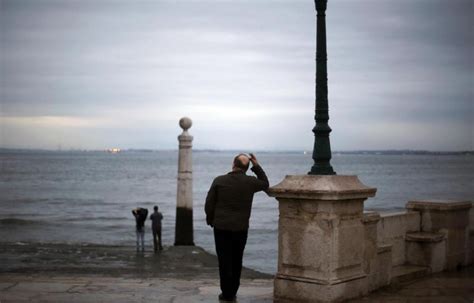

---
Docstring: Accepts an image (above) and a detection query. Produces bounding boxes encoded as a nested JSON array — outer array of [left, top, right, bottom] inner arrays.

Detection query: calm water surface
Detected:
[[0, 151, 473, 273]]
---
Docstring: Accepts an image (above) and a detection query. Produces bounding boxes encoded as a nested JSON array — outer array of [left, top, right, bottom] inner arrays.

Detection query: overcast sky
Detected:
[[1, 0, 472, 151]]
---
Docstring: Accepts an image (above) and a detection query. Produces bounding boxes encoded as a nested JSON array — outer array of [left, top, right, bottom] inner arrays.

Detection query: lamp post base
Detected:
[[268, 175, 376, 302], [308, 164, 336, 175]]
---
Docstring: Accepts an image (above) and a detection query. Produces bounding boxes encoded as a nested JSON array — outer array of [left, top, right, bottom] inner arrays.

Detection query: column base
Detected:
[[174, 207, 194, 246]]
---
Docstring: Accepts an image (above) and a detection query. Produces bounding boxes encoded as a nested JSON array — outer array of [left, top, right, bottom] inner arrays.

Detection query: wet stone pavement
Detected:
[[0, 242, 473, 302], [350, 265, 474, 303], [1, 267, 473, 302], [0, 275, 273, 303]]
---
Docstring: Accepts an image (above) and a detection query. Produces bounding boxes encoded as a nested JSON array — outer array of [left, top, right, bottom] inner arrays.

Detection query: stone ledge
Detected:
[[406, 200, 472, 211], [379, 210, 418, 218], [362, 211, 381, 224], [406, 232, 445, 243], [268, 175, 377, 200]]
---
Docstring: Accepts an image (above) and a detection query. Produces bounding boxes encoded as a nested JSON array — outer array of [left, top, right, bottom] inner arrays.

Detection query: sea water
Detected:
[[0, 150, 473, 273]]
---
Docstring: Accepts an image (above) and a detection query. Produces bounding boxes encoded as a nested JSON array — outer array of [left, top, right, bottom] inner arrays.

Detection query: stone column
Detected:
[[268, 175, 376, 302], [174, 117, 194, 246]]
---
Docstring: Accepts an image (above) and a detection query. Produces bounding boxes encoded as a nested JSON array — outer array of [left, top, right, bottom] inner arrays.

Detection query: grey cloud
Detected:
[[1, 0, 472, 150]]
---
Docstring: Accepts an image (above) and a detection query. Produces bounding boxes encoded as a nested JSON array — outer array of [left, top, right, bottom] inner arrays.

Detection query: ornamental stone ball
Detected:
[[179, 117, 192, 131]]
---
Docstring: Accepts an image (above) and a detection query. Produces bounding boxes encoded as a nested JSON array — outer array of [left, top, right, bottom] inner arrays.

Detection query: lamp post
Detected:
[[268, 2, 377, 301], [309, 0, 336, 175]]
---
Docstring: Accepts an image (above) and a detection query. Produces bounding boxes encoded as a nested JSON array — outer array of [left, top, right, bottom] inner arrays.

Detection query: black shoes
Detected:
[[218, 293, 236, 302]]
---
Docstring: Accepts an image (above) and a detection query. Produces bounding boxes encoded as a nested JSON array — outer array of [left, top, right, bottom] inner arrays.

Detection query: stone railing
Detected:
[[374, 211, 420, 267], [269, 174, 472, 302], [405, 200, 472, 271], [363, 200, 473, 294]]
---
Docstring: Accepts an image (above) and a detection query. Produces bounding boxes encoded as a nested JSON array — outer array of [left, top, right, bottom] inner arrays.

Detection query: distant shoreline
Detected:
[[0, 148, 472, 156]]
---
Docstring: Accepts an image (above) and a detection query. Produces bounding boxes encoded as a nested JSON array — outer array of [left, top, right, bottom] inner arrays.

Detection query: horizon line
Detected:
[[0, 147, 472, 154]]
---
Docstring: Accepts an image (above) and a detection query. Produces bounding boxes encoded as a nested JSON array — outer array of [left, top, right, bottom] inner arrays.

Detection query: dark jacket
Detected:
[[132, 208, 148, 232], [150, 211, 163, 231], [205, 165, 269, 231]]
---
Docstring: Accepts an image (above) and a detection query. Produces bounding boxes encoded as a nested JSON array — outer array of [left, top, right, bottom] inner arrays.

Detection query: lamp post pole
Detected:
[[268, 2, 378, 301], [309, 0, 336, 175]]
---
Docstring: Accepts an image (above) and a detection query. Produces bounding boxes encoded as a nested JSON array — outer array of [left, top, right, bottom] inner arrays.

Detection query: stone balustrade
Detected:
[[269, 174, 472, 303], [376, 211, 420, 267], [406, 200, 472, 270]]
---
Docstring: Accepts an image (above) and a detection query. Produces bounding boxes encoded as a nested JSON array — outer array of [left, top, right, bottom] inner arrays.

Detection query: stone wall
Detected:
[[362, 200, 473, 293], [373, 201, 473, 272], [269, 172, 472, 303], [376, 211, 420, 266], [362, 212, 392, 292], [406, 200, 472, 270]]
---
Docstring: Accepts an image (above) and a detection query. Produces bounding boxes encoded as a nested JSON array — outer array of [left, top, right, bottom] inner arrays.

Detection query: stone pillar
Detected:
[[174, 117, 194, 246], [268, 175, 376, 303], [406, 200, 472, 270], [405, 231, 446, 272]]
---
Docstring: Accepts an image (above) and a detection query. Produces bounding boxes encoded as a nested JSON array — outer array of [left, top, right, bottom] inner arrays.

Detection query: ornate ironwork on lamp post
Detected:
[[309, 0, 336, 175]]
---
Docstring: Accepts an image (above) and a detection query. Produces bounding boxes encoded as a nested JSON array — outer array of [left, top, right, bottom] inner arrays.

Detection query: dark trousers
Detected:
[[213, 228, 248, 299], [152, 228, 162, 251]]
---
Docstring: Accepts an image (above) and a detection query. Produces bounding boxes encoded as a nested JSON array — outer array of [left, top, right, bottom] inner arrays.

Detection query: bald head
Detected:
[[233, 154, 250, 172]]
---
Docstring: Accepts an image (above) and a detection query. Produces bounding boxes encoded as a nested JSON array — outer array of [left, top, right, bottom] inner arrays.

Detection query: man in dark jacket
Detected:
[[205, 153, 269, 302], [150, 205, 164, 252]]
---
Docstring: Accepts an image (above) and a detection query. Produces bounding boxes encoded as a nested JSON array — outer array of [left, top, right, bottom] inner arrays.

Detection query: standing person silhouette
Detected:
[[150, 205, 164, 252], [132, 207, 148, 252], [205, 153, 269, 302]]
